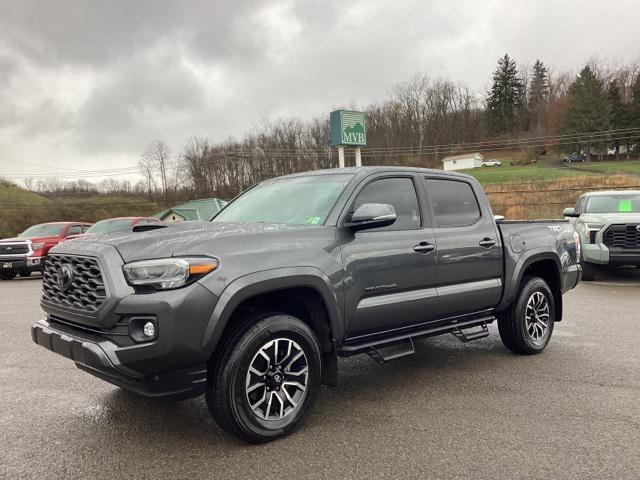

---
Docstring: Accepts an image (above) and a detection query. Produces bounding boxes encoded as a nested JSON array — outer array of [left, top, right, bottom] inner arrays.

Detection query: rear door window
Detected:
[[425, 179, 481, 228]]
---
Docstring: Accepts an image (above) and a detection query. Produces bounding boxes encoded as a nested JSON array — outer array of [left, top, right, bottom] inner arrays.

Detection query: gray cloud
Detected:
[[0, 0, 638, 179]]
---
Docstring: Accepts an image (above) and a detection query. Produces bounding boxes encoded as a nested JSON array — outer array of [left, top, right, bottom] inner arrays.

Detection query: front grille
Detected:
[[603, 224, 640, 250], [42, 255, 107, 313], [0, 242, 29, 255]]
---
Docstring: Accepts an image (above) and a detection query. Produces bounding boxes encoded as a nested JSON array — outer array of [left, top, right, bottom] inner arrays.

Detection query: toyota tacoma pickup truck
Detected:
[[31, 167, 581, 443], [0, 222, 92, 280], [564, 190, 640, 280]]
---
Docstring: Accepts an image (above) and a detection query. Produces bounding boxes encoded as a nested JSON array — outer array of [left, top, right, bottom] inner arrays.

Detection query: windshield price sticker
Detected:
[[618, 199, 633, 212]]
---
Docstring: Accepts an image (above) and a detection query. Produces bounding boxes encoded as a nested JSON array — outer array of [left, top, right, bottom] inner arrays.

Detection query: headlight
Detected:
[[584, 223, 603, 231], [584, 223, 604, 244], [32, 242, 46, 250], [122, 257, 218, 290]]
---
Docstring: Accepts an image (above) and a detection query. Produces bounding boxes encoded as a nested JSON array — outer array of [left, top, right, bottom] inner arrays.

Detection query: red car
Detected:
[[0, 222, 92, 280], [64, 216, 161, 241]]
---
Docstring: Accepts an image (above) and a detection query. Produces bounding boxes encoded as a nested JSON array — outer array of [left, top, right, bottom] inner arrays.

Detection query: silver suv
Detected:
[[564, 190, 640, 280]]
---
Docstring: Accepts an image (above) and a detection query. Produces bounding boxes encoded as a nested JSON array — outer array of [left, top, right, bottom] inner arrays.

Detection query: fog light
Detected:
[[143, 322, 156, 338]]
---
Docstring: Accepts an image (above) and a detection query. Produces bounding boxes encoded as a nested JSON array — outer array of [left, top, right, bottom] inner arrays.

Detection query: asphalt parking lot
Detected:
[[2, 270, 640, 480]]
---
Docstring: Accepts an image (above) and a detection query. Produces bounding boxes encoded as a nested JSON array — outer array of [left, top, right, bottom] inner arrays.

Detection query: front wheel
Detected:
[[581, 260, 596, 281], [206, 312, 322, 443], [498, 277, 555, 355], [0, 269, 17, 280]]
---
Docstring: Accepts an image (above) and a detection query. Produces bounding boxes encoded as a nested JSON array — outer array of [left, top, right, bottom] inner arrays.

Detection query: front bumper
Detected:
[[1, 256, 44, 272], [582, 244, 640, 266], [582, 243, 609, 264], [608, 249, 640, 265], [31, 319, 207, 400]]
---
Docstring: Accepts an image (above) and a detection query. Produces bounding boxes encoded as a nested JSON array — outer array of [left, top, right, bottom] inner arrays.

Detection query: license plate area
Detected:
[[2, 262, 13, 269]]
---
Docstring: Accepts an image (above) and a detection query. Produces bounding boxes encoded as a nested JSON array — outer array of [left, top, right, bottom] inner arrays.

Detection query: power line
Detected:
[[1, 159, 132, 173], [0, 200, 157, 207], [486, 184, 640, 195], [2, 126, 638, 179], [179, 126, 640, 155]]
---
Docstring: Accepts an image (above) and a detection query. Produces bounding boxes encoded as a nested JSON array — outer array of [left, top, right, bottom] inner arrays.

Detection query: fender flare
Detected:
[[201, 267, 343, 353], [498, 249, 563, 313]]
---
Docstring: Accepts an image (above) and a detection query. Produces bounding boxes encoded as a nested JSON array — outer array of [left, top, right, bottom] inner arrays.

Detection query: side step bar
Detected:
[[451, 322, 489, 342], [367, 338, 415, 364], [338, 316, 495, 361]]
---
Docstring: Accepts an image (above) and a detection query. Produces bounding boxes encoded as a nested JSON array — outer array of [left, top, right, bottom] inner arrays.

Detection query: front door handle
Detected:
[[479, 238, 496, 248], [414, 242, 435, 254]]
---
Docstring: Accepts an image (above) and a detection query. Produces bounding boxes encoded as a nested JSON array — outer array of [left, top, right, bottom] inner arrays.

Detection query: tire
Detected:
[[18, 269, 32, 278], [498, 277, 555, 355], [581, 260, 596, 281], [206, 312, 322, 443], [0, 269, 17, 280]]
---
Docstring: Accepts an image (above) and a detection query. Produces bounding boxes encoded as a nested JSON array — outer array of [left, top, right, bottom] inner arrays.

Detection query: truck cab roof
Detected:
[[277, 166, 476, 182]]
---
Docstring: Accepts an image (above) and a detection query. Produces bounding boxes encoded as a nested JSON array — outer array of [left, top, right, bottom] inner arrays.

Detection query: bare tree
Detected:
[[141, 140, 171, 202]]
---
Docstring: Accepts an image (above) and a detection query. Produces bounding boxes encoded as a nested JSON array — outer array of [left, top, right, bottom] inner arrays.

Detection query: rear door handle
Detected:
[[414, 242, 435, 254], [479, 238, 496, 248]]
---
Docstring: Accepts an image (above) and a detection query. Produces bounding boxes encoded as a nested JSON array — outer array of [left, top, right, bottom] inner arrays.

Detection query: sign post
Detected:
[[330, 110, 366, 168]]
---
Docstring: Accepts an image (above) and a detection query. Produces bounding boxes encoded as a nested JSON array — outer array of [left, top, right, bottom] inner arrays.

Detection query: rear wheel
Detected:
[[0, 269, 17, 280], [498, 277, 555, 355], [206, 312, 322, 443], [18, 269, 32, 278]]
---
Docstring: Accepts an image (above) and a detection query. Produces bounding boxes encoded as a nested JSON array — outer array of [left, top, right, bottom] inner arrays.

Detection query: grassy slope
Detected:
[[439, 151, 640, 218], [464, 159, 640, 185]]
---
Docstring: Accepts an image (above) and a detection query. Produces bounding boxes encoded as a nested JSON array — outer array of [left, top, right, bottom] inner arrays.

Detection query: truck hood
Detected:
[[580, 213, 640, 224], [0, 235, 59, 243], [57, 221, 328, 263]]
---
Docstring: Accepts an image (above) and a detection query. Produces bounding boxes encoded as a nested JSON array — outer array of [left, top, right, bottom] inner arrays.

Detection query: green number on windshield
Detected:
[[618, 200, 633, 212]]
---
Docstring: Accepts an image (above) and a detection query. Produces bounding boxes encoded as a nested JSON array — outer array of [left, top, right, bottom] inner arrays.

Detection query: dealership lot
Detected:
[[2, 271, 640, 479]]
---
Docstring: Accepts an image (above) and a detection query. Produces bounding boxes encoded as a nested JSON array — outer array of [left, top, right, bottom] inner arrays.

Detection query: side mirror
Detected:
[[563, 207, 580, 218], [346, 203, 397, 231]]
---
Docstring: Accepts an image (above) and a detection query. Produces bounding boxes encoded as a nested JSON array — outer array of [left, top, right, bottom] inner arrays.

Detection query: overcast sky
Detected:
[[1, 0, 638, 182]]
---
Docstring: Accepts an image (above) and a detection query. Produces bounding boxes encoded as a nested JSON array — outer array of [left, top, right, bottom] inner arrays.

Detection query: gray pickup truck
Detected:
[[32, 167, 581, 443]]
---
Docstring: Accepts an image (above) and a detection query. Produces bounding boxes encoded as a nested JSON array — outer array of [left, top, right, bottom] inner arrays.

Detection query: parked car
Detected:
[[564, 190, 640, 280], [64, 217, 161, 241], [563, 153, 587, 164], [32, 167, 581, 443], [481, 160, 502, 167], [0, 222, 92, 280]]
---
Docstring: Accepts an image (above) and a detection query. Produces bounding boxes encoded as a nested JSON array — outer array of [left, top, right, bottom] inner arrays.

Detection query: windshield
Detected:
[[20, 224, 65, 238], [85, 218, 135, 234], [212, 174, 353, 225], [585, 194, 640, 214]]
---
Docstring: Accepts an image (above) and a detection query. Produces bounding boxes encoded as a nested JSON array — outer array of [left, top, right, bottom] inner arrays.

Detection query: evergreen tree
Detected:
[[528, 60, 549, 109], [563, 65, 611, 160], [629, 74, 640, 158], [528, 59, 549, 132], [487, 54, 524, 136], [607, 80, 624, 158]]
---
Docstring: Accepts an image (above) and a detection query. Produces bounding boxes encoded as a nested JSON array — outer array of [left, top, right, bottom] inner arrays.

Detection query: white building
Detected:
[[442, 152, 484, 171]]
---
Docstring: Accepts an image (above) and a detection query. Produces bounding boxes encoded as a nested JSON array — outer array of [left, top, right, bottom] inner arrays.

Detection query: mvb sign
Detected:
[[330, 110, 366, 147]]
